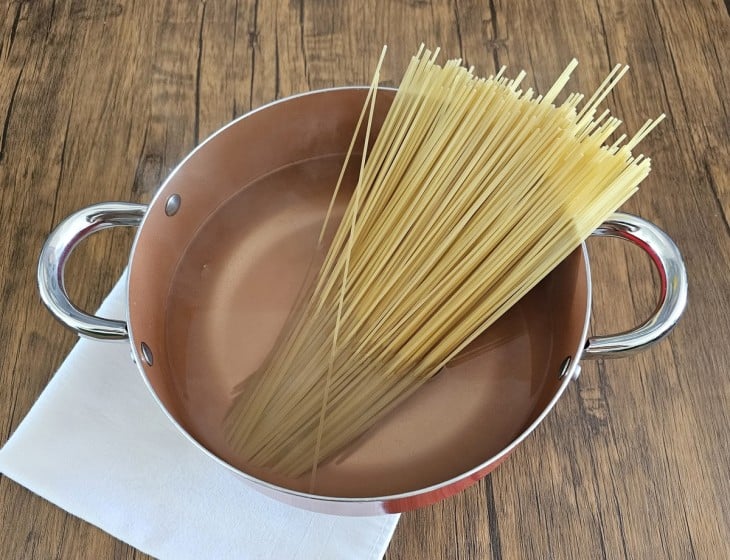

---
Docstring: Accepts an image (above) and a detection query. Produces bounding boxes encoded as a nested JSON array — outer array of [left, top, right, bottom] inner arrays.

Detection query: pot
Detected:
[[37, 87, 687, 515]]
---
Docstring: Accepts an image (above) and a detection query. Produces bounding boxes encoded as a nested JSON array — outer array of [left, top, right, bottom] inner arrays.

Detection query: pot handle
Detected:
[[37, 202, 147, 340], [582, 212, 687, 359]]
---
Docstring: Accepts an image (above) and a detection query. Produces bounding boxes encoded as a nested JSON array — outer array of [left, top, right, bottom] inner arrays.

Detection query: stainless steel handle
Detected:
[[583, 212, 688, 359], [37, 202, 147, 340]]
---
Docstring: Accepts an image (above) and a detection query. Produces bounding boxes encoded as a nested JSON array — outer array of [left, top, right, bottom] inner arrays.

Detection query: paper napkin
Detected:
[[0, 276, 399, 559]]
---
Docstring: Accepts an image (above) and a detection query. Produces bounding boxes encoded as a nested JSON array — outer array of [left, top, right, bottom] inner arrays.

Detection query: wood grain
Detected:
[[1, 0, 727, 558]]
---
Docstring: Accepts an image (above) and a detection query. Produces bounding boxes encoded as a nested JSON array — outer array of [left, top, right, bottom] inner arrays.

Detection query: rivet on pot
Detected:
[[165, 194, 181, 216], [557, 356, 572, 379], [141, 342, 154, 366]]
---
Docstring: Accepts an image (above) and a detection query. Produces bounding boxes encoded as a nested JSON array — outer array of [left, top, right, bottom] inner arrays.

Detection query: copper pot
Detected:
[[37, 88, 687, 515]]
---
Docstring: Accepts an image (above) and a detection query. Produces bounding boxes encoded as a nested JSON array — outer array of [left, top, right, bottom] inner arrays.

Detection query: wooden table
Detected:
[[1, 1, 727, 558]]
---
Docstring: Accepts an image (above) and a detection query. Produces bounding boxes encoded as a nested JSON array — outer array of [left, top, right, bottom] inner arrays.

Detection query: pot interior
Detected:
[[128, 89, 588, 498]]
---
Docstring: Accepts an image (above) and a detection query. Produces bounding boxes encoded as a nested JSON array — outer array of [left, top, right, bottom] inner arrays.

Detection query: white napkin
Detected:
[[0, 276, 399, 559]]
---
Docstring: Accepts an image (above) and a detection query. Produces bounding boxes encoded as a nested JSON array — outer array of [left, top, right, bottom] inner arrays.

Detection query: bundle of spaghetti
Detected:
[[224, 45, 664, 479]]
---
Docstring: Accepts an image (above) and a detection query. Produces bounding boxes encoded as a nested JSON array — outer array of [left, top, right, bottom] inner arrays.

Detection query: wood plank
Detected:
[[0, 1, 727, 558]]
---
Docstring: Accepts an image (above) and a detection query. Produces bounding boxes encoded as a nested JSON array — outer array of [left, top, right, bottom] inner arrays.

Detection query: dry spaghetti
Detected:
[[224, 45, 664, 481]]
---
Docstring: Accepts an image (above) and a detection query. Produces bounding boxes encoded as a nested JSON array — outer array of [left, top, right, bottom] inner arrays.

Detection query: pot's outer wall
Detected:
[[126, 89, 589, 514]]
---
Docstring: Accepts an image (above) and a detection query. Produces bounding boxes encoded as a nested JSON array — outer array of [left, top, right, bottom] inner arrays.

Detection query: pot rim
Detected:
[[125, 86, 592, 505]]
